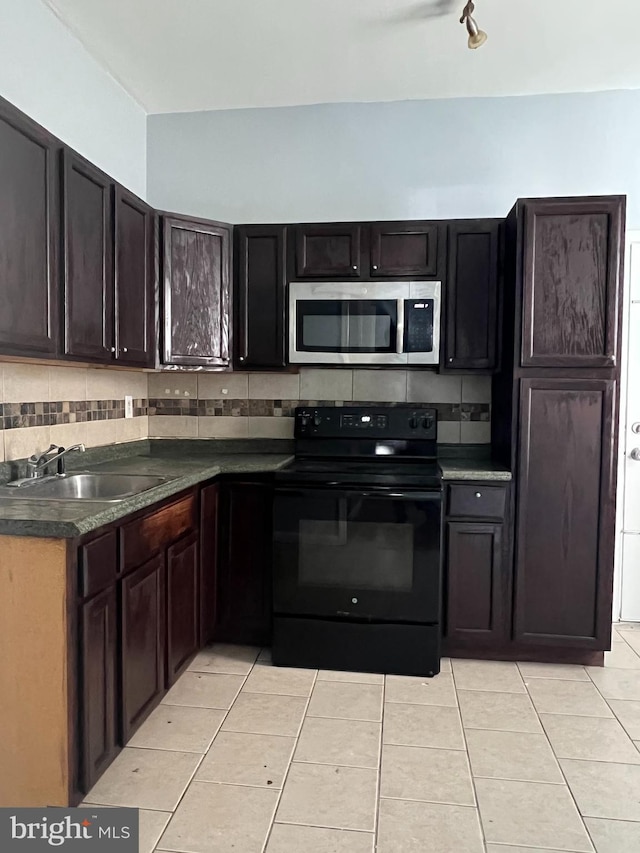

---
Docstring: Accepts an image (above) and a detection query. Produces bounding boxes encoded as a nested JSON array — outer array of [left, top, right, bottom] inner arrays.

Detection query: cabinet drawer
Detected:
[[448, 485, 507, 520], [120, 494, 196, 572], [79, 530, 118, 598]]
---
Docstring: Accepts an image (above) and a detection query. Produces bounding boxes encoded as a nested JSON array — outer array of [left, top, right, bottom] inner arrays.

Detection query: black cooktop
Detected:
[[276, 456, 441, 489]]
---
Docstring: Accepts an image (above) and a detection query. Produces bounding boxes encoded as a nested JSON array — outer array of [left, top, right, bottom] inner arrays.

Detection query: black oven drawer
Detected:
[[273, 616, 441, 677], [273, 486, 442, 625]]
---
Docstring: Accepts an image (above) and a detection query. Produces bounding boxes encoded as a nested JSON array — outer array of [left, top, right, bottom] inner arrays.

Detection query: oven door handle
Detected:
[[355, 490, 441, 501], [275, 486, 441, 501]]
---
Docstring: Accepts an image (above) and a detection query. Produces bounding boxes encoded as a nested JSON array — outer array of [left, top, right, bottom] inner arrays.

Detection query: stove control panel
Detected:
[[295, 406, 437, 440]]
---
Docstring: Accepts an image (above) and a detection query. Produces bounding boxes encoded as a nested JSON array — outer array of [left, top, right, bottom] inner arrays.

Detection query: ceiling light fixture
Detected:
[[460, 1, 487, 49]]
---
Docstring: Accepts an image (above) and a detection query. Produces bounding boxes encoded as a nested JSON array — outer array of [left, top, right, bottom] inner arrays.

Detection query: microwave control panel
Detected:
[[404, 299, 434, 353], [295, 406, 437, 440]]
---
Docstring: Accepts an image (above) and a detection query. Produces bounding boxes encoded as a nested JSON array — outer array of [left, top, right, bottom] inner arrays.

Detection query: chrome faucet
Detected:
[[26, 443, 86, 478]]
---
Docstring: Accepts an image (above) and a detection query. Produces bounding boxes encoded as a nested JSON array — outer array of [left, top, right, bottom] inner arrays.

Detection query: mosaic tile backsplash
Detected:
[[0, 363, 149, 463], [0, 364, 492, 462], [147, 370, 492, 444]]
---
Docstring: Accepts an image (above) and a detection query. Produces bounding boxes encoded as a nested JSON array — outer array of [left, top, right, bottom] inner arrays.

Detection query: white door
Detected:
[[620, 235, 640, 620]]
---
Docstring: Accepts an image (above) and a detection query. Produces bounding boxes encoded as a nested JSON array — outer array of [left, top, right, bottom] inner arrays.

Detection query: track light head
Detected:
[[460, 1, 488, 49]]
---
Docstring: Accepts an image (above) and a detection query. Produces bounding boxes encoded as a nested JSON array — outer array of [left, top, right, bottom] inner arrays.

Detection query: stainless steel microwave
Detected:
[[288, 281, 441, 366]]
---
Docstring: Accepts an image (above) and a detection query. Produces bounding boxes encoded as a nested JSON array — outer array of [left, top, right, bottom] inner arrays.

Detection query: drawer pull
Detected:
[[475, 492, 482, 498]]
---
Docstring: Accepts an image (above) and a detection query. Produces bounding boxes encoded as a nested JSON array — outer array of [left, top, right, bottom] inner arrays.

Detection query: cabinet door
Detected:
[[79, 586, 118, 792], [120, 554, 165, 740], [445, 522, 505, 646], [167, 532, 200, 685], [0, 98, 59, 357], [515, 379, 616, 647], [445, 220, 501, 370], [162, 216, 230, 366], [234, 225, 287, 369], [295, 224, 362, 278], [114, 186, 155, 366], [216, 481, 273, 645], [62, 151, 114, 361], [370, 222, 440, 277], [200, 483, 219, 646], [521, 197, 625, 368]]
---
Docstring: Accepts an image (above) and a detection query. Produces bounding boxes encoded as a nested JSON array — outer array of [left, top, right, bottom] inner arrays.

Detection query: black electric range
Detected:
[[272, 406, 443, 677]]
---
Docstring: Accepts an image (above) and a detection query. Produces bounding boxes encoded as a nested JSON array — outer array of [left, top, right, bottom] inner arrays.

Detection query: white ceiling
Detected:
[[43, 0, 640, 114]]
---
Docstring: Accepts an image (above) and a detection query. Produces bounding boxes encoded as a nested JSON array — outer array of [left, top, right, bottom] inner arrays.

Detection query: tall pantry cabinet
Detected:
[[494, 196, 625, 654]]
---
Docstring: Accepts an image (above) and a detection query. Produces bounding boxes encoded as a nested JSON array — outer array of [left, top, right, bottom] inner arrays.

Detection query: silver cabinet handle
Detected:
[[631, 448, 640, 461], [239, 356, 245, 362], [372, 265, 378, 270], [475, 492, 482, 498], [110, 346, 115, 353], [396, 298, 405, 354], [352, 265, 358, 270], [123, 347, 128, 353], [632, 423, 640, 434]]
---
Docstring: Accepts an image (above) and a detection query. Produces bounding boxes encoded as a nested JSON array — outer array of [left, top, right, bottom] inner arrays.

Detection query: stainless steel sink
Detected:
[[2, 473, 169, 502]]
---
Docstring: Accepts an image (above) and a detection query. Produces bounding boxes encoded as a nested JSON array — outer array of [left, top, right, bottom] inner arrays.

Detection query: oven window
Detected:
[[297, 300, 397, 353], [299, 519, 413, 591]]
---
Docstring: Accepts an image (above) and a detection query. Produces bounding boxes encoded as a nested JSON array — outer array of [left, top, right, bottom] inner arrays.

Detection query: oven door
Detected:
[[273, 486, 442, 624]]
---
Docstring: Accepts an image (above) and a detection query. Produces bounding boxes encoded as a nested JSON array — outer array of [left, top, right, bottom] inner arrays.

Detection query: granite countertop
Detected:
[[438, 459, 512, 482], [0, 438, 513, 538], [0, 440, 293, 539]]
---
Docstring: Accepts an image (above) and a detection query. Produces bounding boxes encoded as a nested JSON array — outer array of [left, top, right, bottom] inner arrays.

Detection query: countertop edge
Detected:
[[0, 454, 294, 539]]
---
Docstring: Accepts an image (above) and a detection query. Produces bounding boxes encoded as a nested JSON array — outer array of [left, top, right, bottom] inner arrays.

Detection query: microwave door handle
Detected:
[[396, 299, 405, 354]]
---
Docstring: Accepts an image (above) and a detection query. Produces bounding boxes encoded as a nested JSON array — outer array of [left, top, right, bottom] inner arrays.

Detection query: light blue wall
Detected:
[[147, 90, 640, 226], [0, 0, 147, 197]]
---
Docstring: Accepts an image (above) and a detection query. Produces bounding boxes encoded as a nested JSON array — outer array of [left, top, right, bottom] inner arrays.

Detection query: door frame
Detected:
[[614, 230, 640, 621]]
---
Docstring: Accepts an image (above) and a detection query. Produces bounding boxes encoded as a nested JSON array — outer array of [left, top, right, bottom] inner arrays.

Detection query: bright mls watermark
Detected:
[[0, 809, 138, 851]]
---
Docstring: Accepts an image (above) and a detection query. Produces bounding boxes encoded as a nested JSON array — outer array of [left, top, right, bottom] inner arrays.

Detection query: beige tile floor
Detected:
[[82, 623, 640, 853]]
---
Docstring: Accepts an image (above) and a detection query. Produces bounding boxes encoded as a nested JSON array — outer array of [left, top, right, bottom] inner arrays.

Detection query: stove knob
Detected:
[[314, 414, 322, 427], [409, 416, 419, 429], [300, 414, 310, 428], [422, 416, 433, 430]]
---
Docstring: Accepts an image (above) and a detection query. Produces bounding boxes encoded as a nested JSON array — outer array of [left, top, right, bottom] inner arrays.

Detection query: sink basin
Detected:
[[3, 473, 169, 502]]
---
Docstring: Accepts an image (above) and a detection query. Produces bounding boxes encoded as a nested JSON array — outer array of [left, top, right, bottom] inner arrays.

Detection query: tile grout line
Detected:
[[259, 665, 319, 853], [153, 660, 256, 847], [522, 666, 598, 853], [450, 663, 488, 853], [373, 675, 386, 850]]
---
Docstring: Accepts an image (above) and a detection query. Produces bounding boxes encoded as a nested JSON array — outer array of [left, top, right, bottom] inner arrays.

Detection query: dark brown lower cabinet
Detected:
[[445, 522, 505, 647], [167, 532, 200, 685], [200, 483, 219, 646], [79, 586, 118, 792], [216, 480, 273, 645], [514, 378, 616, 648], [120, 554, 166, 741]]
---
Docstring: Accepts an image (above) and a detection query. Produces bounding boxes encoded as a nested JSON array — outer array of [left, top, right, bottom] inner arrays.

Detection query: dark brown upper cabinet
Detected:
[[0, 96, 60, 358], [444, 220, 501, 371], [234, 225, 287, 369], [62, 151, 114, 362], [64, 156, 156, 367], [162, 215, 231, 367], [520, 196, 625, 368], [514, 378, 615, 648], [114, 187, 155, 367], [370, 222, 441, 277], [295, 223, 362, 278]]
